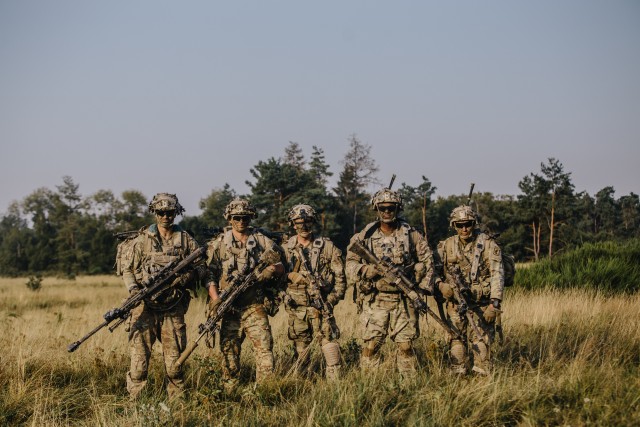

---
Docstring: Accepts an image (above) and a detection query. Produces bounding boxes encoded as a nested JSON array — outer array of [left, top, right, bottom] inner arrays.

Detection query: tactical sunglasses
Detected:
[[454, 221, 475, 229], [377, 205, 397, 213], [156, 210, 175, 217], [293, 220, 313, 228], [231, 215, 251, 222]]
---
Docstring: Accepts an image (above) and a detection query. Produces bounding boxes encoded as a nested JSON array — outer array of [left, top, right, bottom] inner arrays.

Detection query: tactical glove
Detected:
[[171, 270, 195, 288], [361, 265, 382, 280], [127, 283, 142, 295], [287, 272, 309, 287], [438, 281, 454, 300], [258, 265, 276, 282], [206, 298, 222, 318], [483, 301, 501, 323]]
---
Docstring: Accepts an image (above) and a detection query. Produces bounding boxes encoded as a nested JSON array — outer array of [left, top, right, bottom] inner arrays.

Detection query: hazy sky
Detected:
[[1, 1, 639, 217]]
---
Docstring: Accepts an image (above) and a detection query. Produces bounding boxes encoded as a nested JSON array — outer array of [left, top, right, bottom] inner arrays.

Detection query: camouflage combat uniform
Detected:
[[436, 206, 504, 375], [283, 233, 346, 379], [206, 226, 285, 389], [122, 222, 206, 399], [346, 187, 436, 378]]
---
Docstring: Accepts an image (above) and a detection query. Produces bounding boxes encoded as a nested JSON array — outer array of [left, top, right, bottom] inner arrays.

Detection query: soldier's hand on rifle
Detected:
[[171, 270, 196, 288], [483, 299, 501, 323], [127, 283, 142, 295], [287, 272, 309, 287], [438, 281, 454, 300], [258, 263, 284, 282], [206, 297, 221, 318], [360, 264, 382, 280]]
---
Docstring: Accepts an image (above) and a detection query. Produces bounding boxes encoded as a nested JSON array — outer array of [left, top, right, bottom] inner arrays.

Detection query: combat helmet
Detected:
[[370, 188, 403, 211], [223, 198, 257, 220], [288, 204, 317, 223], [148, 193, 185, 215], [449, 205, 477, 227]]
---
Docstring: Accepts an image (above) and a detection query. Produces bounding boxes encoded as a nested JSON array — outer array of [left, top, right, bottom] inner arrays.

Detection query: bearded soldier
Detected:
[[282, 204, 346, 380], [121, 193, 207, 400], [205, 198, 285, 392], [346, 187, 435, 378], [435, 205, 504, 375]]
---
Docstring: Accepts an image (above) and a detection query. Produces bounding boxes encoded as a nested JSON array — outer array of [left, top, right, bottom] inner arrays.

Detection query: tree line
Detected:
[[1, 136, 638, 277]]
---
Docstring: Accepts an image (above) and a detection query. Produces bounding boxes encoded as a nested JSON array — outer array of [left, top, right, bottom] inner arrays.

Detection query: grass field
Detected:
[[1, 275, 639, 426]]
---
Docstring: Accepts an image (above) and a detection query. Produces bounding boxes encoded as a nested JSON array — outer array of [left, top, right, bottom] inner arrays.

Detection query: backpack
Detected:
[[114, 228, 145, 276], [502, 252, 516, 287]]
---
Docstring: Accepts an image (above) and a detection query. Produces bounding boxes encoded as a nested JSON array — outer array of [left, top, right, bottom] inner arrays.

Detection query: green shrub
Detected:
[[516, 239, 640, 292]]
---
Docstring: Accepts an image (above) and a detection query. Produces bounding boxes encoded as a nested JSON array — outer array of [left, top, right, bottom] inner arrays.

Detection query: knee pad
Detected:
[[450, 340, 467, 365], [322, 342, 342, 367]]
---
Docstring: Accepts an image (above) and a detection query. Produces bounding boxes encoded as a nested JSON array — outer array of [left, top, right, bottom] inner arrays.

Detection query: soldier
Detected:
[[435, 205, 504, 375], [282, 204, 346, 380], [205, 198, 285, 392], [121, 193, 207, 400], [346, 187, 435, 378]]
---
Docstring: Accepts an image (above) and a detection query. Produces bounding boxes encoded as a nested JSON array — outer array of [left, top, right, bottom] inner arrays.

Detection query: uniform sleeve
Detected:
[[259, 236, 287, 292], [327, 243, 347, 301], [412, 230, 436, 288], [345, 233, 366, 286], [121, 237, 143, 291], [184, 233, 208, 281], [484, 238, 504, 300]]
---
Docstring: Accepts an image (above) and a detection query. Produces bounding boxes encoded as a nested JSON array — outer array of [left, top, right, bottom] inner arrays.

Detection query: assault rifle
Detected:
[[445, 265, 489, 346], [296, 247, 339, 339], [348, 241, 461, 340], [175, 248, 281, 367], [68, 246, 206, 353]]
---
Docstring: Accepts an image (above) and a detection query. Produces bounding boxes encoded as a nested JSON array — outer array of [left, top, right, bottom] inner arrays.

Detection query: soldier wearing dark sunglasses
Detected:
[[346, 186, 436, 379], [121, 193, 207, 401], [435, 205, 505, 376], [205, 198, 285, 393]]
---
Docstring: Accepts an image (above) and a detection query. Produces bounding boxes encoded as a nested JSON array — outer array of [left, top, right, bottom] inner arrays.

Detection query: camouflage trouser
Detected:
[[127, 298, 188, 399], [219, 303, 274, 387], [446, 300, 495, 375], [285, 305, 342, 379], [359, 292, 418, 376]]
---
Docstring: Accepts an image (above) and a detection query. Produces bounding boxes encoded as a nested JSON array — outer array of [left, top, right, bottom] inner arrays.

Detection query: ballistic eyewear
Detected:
[[454, 221, 475, 229], [377, 205, 397, 213]]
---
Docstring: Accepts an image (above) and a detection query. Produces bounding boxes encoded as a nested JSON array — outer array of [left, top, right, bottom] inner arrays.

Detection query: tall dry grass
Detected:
[[1, 276, 639, 426]]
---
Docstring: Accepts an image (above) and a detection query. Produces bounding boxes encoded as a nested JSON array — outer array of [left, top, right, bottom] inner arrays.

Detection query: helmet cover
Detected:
[[223, 198, 257, 220], [148, 193, 185, 215], [288, 204, 317, 223], [371, 188, 403, 211], [449, 205, 477, 227]]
